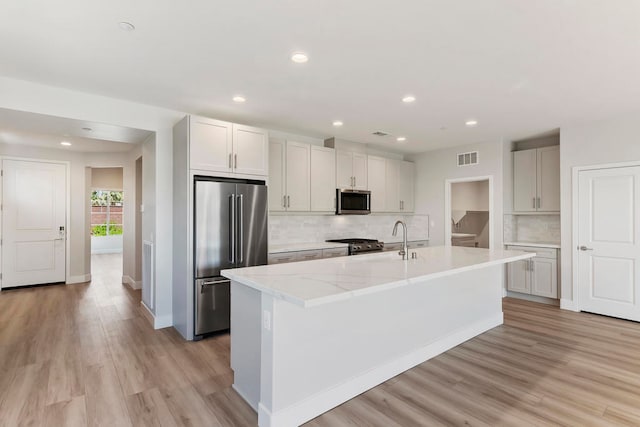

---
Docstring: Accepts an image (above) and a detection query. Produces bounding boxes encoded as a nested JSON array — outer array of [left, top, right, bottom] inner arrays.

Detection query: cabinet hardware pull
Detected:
[[234, 154, 238, 169], [533, 197, 536, 209], [229, 154, 232, 169], [283, 195, 287, 208]]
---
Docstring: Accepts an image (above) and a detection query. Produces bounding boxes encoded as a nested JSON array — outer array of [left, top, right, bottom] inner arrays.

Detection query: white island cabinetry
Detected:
[[223, 246, 533, 426]]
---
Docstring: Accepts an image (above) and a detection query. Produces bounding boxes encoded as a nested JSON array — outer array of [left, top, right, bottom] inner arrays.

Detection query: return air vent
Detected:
[[372, 131, 389, 137], [457, 151, 479, 167]]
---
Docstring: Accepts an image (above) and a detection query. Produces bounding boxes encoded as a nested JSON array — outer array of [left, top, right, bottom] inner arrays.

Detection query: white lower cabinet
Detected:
[[506, 245, 558, 298]]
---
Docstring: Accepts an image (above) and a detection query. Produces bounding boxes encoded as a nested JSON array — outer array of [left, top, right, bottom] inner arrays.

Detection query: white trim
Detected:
[[67, 274, 91, 284], [153, 314, 172, 329], [506, 291, 559, 306], [444, 175, 494, 249], [140, 300, 154, 326], [122, 275, 142, 290], [91, 248, 123, 254], [257, 313, 503, 427], [570, 160, 640, 313]]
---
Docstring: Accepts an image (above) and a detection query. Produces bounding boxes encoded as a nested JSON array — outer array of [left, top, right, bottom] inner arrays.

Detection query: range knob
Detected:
[[353, 245, 361, 250], [366, 244, 372, 248]]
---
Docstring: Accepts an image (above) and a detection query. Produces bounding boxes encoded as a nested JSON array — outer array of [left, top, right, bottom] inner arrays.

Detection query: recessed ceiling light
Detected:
[[396, 137, 407, 142], [402, 95, 416, 103], [60, 141, 72, 146], [291, 52, 309, 63], [332, 120, 343, 127], [81, 127, 93, 132], [232, 95, 246, 103], [465, 119, 478, 127], [118, 22, 135, 31]]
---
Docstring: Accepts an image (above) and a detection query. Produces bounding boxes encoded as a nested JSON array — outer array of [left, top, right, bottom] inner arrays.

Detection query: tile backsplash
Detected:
[[269, 214, 430, 245], [504, 214, 560, 244]]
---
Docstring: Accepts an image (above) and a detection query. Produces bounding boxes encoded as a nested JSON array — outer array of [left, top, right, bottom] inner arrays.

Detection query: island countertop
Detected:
[[222, 246, 534, 308]]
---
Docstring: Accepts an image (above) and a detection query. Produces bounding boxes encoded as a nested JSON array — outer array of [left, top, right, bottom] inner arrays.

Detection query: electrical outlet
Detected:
[[263, 310, 271, 330]]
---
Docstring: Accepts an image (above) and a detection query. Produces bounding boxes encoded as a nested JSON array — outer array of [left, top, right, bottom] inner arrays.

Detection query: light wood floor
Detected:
[[2, 257, 640, 426]]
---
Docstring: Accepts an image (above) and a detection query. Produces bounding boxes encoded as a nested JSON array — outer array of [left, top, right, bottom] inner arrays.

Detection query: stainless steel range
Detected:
[[326, 238, 384, 255]]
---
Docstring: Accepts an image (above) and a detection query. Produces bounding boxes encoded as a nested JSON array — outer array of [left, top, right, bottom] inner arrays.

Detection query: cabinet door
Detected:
[[537, 146, 560, 212], [399, 161, 415, 212], [531, 257, 558, 298], [268, 141, 286, 211], [507, 259, 531, 293], [310, 146, 336, 212], [384, 159, 400, 212], [352, 153, 368, 190], [336, 150, 354, 188], [513, 149, 538, 212], [367, 156, 387, 212], [232, 124, 268, 176], [189, 116, 233, 172], [285, 141, 310, 211]]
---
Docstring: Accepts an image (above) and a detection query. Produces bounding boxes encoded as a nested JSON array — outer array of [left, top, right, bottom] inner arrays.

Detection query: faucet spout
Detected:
[[392, 220, 408, 260]]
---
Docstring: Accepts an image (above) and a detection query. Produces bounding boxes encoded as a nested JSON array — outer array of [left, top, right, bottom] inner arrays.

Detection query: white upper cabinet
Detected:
[[384, 159, 400, 212], [233, 124, 269, 176], [285, 142, 311, 211], [268, 140, 310, 212], [336, 150, 367, 190], [367, 156, 387, 212], [268, 140, 286, 212], [536, 146, 560, 212], [189, 116, 233, 173], [189, 116, 268, 177], [399, 161, 415, 212], [513, 146, 559, 212], [310, 146, 336, 212]]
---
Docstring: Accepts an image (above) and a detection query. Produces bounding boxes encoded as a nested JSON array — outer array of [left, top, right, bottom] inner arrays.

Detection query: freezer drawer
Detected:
[[195, 278, 230, 335]]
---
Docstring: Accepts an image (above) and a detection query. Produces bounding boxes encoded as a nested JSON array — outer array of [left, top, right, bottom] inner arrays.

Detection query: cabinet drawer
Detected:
[[408, 240, 428, 249], [268, 253, 297, 264], [322, 248, 348, 258], [297, 250, 324, 261], [506, 245, 557, 259]]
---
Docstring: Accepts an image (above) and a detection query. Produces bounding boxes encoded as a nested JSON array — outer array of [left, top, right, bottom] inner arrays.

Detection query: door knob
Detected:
[[578, 246, 593, 251]]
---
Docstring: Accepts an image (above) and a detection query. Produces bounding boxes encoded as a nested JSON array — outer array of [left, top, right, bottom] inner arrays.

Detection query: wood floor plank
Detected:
[[44, 396, 87, 427]]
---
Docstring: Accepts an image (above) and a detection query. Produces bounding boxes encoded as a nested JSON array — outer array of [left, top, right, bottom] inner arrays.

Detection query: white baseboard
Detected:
[[154, 314, 172, 329], [560, 298, 579, 312], [66, 274, 91, 284], [506, 291, 559, 306], [258, 313, 503, 427], [91, 249, 123, 254], [140, 301, 154, 326], [122, 275, 142, 290]]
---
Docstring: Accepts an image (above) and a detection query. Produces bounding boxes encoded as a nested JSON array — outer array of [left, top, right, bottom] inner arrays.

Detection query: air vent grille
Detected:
[[457, 151, 479, 167], [372, 131, 389, 137]]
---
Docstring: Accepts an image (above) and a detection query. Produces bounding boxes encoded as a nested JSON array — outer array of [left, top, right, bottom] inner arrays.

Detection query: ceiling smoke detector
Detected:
[[372, 131, 389, 137]]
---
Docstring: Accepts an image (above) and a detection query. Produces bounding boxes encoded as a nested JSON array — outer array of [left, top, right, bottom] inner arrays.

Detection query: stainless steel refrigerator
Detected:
[[194, 177, 268, 336]]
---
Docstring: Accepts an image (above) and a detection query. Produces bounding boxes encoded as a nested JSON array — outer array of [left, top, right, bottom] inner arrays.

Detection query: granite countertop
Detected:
[[504, 242, 561, 249], [223, 246, 534, 308]]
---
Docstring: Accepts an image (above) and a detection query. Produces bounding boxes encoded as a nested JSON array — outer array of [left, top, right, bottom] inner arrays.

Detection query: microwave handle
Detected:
[[336, 189, 341, 214]]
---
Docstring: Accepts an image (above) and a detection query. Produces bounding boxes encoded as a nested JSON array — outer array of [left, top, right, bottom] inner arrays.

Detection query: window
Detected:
[[91, 190, 124, 235]]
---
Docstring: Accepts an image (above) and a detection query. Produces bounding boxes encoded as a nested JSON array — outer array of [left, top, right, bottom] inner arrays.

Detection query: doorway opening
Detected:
[[445, 177, 493, 249]]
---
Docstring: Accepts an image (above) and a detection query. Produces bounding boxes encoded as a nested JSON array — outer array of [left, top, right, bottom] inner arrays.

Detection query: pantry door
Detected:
[[1, 159, 67, 288], [577, 165, 640, 321]]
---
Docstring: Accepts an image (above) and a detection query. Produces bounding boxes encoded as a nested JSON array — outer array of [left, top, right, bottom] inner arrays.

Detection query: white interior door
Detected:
[[2, 159, 67, 288], [578, 166, 640, 321]]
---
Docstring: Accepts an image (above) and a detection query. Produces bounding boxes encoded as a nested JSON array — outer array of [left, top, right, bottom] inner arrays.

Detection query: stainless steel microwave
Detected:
[[336, 189, 371, 215]]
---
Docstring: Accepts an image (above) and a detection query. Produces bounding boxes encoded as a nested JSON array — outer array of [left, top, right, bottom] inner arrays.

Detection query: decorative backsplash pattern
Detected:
[[269, 214, 430, 245], [503, 214, 560, 244]]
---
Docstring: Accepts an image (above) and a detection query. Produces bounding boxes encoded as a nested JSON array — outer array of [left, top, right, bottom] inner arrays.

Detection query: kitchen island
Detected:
[[222, 246, 534, 427]]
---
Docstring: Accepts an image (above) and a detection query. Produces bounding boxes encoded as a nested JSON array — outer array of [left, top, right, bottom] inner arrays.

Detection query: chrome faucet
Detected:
[[392, 220, 408, 260]]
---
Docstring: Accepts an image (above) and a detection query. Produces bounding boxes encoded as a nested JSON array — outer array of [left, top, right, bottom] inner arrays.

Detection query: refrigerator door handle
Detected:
[[238, 194, 244, 263], [201, 279, 229, 293], [229, 194, 236, 264]]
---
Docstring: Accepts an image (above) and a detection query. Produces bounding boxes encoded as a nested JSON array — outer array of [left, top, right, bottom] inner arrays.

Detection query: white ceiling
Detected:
[[0, 108, 152, 152], [1, 1, 640, 153]]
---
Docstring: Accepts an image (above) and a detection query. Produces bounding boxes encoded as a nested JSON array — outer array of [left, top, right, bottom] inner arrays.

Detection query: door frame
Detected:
[[571, 160, 640, 312], [444, 175, 494, 249], [0, 156, 71, 289]]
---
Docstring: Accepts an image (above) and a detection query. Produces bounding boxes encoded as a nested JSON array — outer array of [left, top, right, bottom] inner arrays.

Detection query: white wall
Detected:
[[0, 76, 181, 328], [408, 140, 504, 248], [560, 112, 640, 306], [452, 180, 489, 212]]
